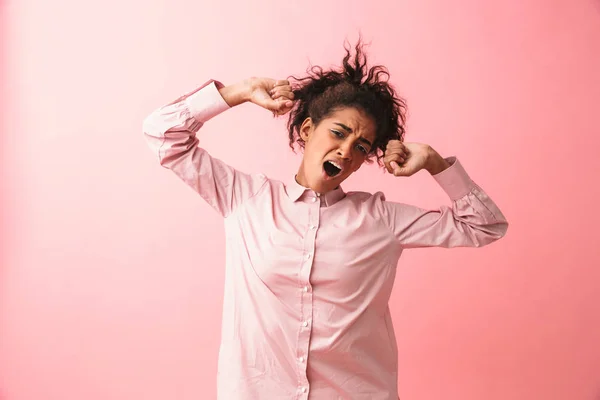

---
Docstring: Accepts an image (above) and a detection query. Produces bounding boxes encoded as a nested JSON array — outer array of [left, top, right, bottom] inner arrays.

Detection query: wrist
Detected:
[[218, 80, 252, 107], [425, 147, 450, 175]]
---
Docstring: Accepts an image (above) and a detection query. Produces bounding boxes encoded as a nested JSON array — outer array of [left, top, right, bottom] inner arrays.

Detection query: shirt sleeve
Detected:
[[142, 80, 267, 218], [380, 157, 508, 249]]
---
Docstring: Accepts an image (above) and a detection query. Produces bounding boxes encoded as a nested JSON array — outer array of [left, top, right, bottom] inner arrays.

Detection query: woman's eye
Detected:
[[357, 145, 368, 154], [331, 129, 344, 138]]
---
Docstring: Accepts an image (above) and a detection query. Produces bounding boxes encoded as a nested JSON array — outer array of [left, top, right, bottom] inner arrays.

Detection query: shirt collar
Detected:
[[286, 176, 346, 207]]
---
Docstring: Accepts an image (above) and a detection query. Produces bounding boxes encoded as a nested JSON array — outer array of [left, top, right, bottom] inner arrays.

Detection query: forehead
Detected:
[[324, 107, 376, 142]]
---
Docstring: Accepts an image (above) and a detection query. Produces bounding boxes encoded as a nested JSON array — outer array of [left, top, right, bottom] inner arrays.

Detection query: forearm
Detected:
[[218, 79, 253, 107], [389, 156, 508, 248]]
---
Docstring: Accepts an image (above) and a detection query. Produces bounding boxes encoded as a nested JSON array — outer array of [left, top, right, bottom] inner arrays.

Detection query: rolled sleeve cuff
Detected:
[[432, 157, 476, 201], [185, 80, 231, 123]]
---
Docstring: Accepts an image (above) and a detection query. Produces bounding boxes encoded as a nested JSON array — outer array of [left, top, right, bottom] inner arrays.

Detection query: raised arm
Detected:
[[379, 141, 508, 248], [142, 78, 294, 217]]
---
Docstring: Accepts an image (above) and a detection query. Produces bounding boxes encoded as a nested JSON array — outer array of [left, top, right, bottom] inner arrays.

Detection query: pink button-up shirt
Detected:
[[143, 80, 508, 399]]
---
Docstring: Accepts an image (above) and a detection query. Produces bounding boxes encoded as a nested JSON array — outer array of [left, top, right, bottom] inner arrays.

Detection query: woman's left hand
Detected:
[[384, 141, 450, 177]]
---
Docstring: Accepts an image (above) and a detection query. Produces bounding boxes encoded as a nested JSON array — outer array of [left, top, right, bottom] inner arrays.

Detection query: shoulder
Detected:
[[246, 173, 287, 197], [343, 190, 396, 233], [345, 190, 387, 203], [345, 190, 407, 219], [344, 190, 391, 216]]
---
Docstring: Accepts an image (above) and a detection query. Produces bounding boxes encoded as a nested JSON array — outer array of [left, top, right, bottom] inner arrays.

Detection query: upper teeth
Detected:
[[329, 161, 341, 170]]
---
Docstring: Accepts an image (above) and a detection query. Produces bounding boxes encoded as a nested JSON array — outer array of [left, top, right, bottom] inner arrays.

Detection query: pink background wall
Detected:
[[2, 0, 600, 399]]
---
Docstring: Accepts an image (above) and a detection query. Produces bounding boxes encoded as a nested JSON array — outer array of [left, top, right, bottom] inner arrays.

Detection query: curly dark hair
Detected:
[[286, 39, 407, 166]]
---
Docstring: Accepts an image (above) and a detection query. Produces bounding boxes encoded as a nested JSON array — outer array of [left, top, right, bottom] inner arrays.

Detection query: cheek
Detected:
[[354, 155, 369, 170], [303, 142, 323, 167], [345, 161, 362, 175], [307, 133, 330, 154]]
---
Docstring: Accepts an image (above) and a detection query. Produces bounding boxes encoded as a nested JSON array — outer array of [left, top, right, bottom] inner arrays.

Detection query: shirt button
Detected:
[[311, 197, 317, 202], [305, 253, 312, 260], [301, 387, 307, 393], [302, 320, 309, 327], [299, 356, 304, 362], [303, 286, 309, 292], [310, 225, 316, 230]]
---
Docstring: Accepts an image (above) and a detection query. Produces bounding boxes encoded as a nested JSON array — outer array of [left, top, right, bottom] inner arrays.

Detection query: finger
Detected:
[[384, 152, 405, 165], [272, 99, 294, 115], [273, 80, 290, 88], [265, 99, 286, 112], [384, 154, 404, 174], [386, 140, 402, 149], [388, 142, 405, 152], [386, 148, 407, 162], [270, 85, 293, 96], [384, 159, 392, 174], [383, 154, 396, 173], [390, 161, 404, 176], [271, 89, 295, 101], [386, 145, 405, 157], [384, 158, 400, 174], [278, 98, 293, 109]]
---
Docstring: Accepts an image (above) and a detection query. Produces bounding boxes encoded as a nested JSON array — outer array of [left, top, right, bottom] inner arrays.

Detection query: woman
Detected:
[[143, 42, 508, 399]]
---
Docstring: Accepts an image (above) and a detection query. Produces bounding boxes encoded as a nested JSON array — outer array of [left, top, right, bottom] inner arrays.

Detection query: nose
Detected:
[[336, 141, 353, 160]]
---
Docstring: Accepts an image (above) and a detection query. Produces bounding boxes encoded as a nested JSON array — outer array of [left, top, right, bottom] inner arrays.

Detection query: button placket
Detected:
[[296, 194, 320, 397]]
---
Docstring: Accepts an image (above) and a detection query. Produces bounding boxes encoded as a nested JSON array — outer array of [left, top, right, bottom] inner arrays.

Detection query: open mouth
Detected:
[[323, 160, 342, 177]]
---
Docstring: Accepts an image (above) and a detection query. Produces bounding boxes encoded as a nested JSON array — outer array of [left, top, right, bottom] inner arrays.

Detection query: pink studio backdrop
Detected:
[[2, 1, 600, 399]]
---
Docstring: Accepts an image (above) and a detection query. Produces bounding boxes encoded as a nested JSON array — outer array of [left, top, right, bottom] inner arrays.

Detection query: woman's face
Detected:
[[296, 107, 377, 194]]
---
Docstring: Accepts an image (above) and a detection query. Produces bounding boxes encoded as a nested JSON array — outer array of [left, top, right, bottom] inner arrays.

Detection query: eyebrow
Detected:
[[334, 122, 373, 148]]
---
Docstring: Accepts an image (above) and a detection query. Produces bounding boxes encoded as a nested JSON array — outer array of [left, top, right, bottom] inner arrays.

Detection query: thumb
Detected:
[[262, 97, 286, 111], [258, 97, 277, 111], [390, 161, 405, 177], [270, 99, 294, 114]]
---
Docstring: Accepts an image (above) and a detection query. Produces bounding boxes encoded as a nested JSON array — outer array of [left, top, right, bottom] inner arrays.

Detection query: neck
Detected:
[[295, 163, 308, 188], [294, 174, 339, 195]]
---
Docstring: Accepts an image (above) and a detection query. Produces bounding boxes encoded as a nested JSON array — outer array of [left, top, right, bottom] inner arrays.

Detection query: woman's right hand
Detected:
[[246, 77, 295, 116], [219, 77, 295, 115]]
